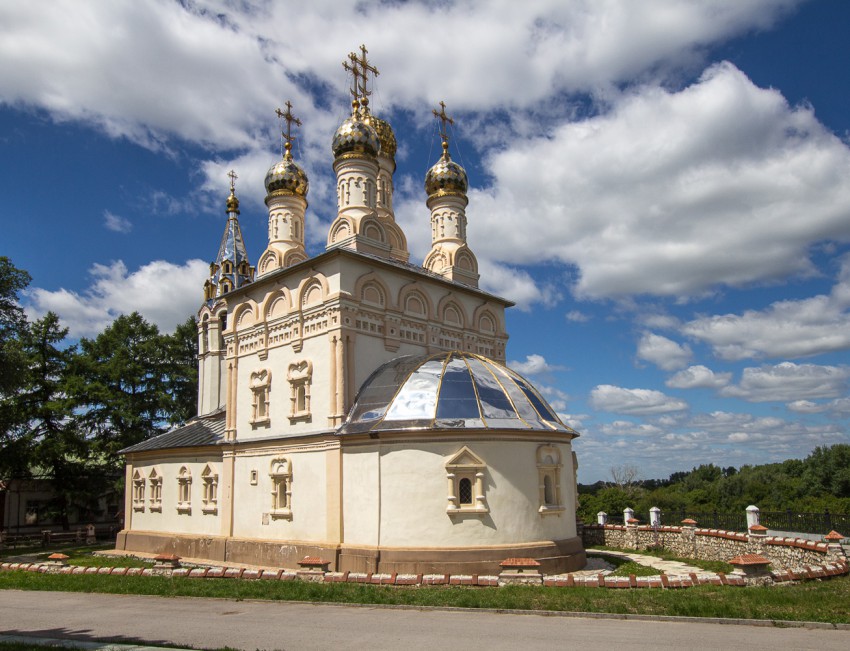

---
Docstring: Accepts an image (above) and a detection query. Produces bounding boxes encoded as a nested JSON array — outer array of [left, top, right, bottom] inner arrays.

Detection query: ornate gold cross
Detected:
[[433, 101, 454, 145], [275, 101, 301, 156], [227, 169, 238, 192]]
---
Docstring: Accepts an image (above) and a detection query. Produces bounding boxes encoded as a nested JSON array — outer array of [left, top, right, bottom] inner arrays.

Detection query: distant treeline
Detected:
[[577, 444, 850, 523]]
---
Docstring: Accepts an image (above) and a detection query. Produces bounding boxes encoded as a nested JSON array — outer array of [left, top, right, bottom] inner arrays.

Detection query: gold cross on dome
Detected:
[[432, 101, 454, 145], [275, 101, 301, 156], [342, 57, 361, 104], [227, 169, 238, 192], [345, 44, 379, 106]]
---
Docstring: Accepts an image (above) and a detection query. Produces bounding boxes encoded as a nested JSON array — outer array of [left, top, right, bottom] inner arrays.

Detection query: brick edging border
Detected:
[[1, 559, 847, 588]]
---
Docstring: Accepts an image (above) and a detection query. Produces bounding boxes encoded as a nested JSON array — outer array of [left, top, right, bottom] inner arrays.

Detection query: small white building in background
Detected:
[[117, 52, 585, 574]]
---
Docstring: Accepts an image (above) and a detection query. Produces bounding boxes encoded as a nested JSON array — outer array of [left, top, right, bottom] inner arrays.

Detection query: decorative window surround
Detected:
[[537, 445, 564, 516], [287, 360, 312, 422], [446, 447, 488, 514], [132, 470, 146, 512], [148, 468, 163, 512], [177, 466, 192, 514], [201, 465, 218, 514], [270, 458, 292, 520], [250, 369, 272, 426]]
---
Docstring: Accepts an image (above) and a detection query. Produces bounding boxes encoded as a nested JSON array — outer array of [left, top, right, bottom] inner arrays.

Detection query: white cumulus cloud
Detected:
[[682, 255, 850, 360], [720, 362, 850, 403], [25, 259, 208, 338], [637, 332, 692, 370], [590, 385, 689, 415], [666, 365, 732, 389]]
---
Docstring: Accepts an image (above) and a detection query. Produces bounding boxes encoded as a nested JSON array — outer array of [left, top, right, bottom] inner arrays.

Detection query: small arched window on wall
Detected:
[[269, 458, 292, 520], [249, 369, 272, 426], [445, 447, 489, 515], [132, 470, 146, 512], [201, 464, 218, 515], [177, 466, 192, 514], [148, 468, 163, 512], [288, 360, 313, 423], [537, 445, 564, 515]]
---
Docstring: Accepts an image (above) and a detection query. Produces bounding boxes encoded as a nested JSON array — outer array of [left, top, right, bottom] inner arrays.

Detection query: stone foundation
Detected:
[[116, 530, 585, 575]]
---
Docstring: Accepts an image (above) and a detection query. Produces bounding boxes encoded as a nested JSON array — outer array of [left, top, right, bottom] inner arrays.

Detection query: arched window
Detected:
[[458, 478, 473, 505], [445, 447, 488, 515], [148, 468, 163, 512], [269, 458, 292, 520], [177, 466, 192, 513], [201, 465, 218, 514], [132, 470, 146, 512]]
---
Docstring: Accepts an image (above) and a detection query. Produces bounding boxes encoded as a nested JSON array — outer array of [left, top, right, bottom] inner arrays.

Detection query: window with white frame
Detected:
[[250, 369, 272, 425], [537, 445, 564, 515], [148, 468, 162, 512], [287, 360, 312, 422], [132, 470, 146, 512], [269, 458, 292, 520], [201, 464, 218, 514], [445, 447, 488, 514], [177, 466, 192, 513]]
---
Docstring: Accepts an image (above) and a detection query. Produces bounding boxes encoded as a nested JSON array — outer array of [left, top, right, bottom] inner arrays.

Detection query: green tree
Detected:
[[66, 312, 171, 464], [0, 313, 102, 528], [162, 316, 199, 425], [0, 257, 31, 415]]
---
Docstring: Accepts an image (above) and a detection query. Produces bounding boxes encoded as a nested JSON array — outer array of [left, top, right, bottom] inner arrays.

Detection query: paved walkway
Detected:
[[2, 591, 849, 651], [588, 549, 707, 575]]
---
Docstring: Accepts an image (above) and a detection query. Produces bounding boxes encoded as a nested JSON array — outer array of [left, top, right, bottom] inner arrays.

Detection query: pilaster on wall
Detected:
[[220, 449, 236, 538]]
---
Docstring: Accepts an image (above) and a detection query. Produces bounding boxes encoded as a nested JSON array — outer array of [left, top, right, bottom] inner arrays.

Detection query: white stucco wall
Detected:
[[127, 455, 222, 536], [230, 447, 329, 542], [341, 438, 576, 549]]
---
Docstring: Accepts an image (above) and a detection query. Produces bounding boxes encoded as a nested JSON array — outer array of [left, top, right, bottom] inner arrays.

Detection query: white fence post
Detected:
[[746, 505, 760, 530], [597, 511, 608, 525], [649, 506, 661, 527]]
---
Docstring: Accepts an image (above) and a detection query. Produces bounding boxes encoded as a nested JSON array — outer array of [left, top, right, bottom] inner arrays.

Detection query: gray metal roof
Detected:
[[120, 411, 226, 454], [338, 352, 577, 436]]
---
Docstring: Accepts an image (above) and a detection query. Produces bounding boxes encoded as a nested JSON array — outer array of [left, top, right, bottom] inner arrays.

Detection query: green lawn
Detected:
[[2, 568, 849, 624]]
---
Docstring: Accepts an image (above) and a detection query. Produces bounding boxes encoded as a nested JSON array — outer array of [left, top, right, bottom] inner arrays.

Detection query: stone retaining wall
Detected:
[[582, 523, 843, 569]]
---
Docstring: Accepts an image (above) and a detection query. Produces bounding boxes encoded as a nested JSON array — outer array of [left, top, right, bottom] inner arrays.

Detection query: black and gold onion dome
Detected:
[[425, 141, 468, 195], [367, 114, 397, 159], [332, 102, 381, 158], [265, 145, 309, 197]]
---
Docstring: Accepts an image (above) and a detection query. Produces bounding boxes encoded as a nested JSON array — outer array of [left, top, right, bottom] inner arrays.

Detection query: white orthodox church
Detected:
[[117, 49, 585, 574]]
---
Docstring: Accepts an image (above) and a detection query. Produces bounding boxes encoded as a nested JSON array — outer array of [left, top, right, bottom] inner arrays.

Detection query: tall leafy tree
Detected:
[[0, 313, 97, 528], [162, 316, 199, 425], [67, 312, 171, 464], [0, 257, 31, 404]]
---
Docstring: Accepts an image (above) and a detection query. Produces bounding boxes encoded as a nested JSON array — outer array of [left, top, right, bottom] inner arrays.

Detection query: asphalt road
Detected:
[[1, 590, 848, 651]]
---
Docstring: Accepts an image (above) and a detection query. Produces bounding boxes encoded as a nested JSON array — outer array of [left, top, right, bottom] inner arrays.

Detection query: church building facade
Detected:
[[117, 49, 585, 575]]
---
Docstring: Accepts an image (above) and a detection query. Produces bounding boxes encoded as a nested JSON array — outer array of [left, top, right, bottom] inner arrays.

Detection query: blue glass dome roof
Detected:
[[339, 352, 577, 436]]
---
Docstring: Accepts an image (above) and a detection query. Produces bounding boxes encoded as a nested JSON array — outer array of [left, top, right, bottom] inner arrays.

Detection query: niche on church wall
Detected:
[[536, 445, 564, 516]]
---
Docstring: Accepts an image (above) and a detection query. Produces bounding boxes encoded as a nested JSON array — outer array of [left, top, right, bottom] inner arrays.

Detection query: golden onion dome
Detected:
[[264, 151, 309, 197], [332, 110, 380, 158], [225, 189, 240, 214], [425, 142, 468, 195], [367, 115, 397, 159]]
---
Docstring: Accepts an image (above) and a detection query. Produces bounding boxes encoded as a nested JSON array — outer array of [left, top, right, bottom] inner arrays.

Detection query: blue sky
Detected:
[[2, 0, 849, 482]]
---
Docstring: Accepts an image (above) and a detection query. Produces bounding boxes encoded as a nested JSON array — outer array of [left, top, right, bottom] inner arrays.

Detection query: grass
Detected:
[[2, 568, 850, 624], [1, 543, 148, 568]]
